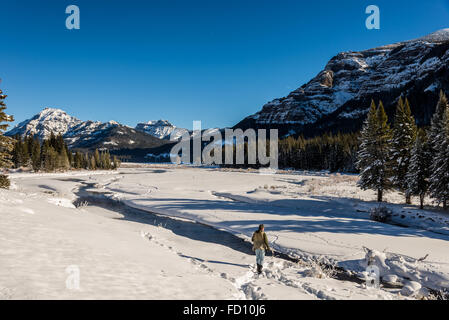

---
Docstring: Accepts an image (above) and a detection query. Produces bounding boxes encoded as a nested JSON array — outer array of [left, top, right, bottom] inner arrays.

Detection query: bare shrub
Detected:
[[370, 206, 392, 223], [304, 257, 338, 279], [73, 199, 89, 208]]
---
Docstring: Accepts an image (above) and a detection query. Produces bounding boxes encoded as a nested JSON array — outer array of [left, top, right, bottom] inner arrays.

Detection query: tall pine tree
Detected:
[[357, 100, 393, 202], [429, 91, 449, 209], [406, 129, 431, 209], [30, 136, 41, 171], [391, 97, 417, 204], [94, 149, 101, 168], [12, 136, 30, 168], [0, 86, 14, 188], [429, 90, 448, 152], [429, 105, 449, 209]]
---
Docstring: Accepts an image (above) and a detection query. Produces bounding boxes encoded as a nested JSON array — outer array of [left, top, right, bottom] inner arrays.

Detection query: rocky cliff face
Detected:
[[235, 29, 449, 137]]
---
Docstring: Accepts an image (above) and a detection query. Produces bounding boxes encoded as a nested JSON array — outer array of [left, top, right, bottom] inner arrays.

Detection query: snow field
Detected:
[[1, 166, 448, 299]]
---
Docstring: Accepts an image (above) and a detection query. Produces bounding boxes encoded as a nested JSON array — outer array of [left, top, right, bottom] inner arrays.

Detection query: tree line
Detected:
[[11, 132, 121, 172], [357, 91, 449, 209], [279, 132, 359, 172], [213, 132, 359, 172]]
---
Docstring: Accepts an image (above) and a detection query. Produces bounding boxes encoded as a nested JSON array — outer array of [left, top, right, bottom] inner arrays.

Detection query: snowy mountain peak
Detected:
[[7, 107, 82, 140], [143, 120, 174, 127], [40, 107, 65, 114], [36, 107, 74, 121], [135, 120, 185, 140]]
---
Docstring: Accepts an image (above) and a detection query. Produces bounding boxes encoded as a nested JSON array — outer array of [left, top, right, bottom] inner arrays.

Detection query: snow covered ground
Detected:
[[1, 166, 448, 300]]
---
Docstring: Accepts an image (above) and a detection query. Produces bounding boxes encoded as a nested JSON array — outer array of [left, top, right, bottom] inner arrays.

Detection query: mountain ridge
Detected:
[[234, 28, 449, 137], [6, 108, 170, 152], [135, 119, 187, 140]]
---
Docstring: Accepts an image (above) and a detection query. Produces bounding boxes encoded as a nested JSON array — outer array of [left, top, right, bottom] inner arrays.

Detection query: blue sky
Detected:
[[1, 0, 449, 130]]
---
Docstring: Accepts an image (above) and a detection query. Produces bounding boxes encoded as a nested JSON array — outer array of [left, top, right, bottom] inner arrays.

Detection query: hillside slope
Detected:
[[236, 29, 449, 137]]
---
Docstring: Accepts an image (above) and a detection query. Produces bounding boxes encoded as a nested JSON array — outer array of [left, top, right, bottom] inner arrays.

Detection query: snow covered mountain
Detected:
[[6, 108, 82, 140], [135, 120, 186, 140], [6, 108, 168, 151], [64, 120, 167, 151], [235, 28, 449, 137]]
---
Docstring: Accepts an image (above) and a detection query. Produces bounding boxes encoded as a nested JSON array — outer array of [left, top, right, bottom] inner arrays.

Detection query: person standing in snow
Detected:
[[251, 224, 272, 274]]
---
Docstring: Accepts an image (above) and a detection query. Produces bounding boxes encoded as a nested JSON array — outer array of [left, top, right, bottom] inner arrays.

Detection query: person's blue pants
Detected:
[[255, 249, 265, 266]]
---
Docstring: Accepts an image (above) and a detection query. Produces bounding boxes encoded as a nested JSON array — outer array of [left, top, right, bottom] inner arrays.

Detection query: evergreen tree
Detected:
[[20, 138, 29, 166], [11, 136, 22, 168], [429, 106, 449, 209], [357, 100, 393, 202], [45, 147, 59, 171], [41, 140, 58, 172], [12, 135, 31, 168], [406, 129, 431, 209], [100, 150, 111, 169], [429, 90, 448, 152], [0, 86, 14, 188], [429, 91, 449, 209], [24, 136, 34, 160], [84, 153, 90, 169], [67, 149, 73, 168], [112, 156, 121, 169], [89, 154, 96, 170], [40, 139, 50, 170], [49, 132, 57, 150], [55, 134, 65, 154], [57, 148, 70, 170], [391, 97, 417, 204], [94, 149, 101, 168], [357, 101, 378, 194], [31, 136, 41, 171], [73, 151, 83, 169]]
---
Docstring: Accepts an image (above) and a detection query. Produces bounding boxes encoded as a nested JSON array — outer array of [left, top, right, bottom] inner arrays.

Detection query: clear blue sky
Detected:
[[1, 0, 449, 130]]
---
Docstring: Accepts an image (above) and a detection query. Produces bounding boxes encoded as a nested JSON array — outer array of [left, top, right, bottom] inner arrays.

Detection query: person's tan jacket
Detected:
[[252, 231, 270, 251]]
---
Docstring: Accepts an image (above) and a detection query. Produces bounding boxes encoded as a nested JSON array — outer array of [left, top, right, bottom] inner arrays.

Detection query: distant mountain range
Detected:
[[235, 28, 449, 137], [6, 29, 449, 160], [5, 108, 185, 153]]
